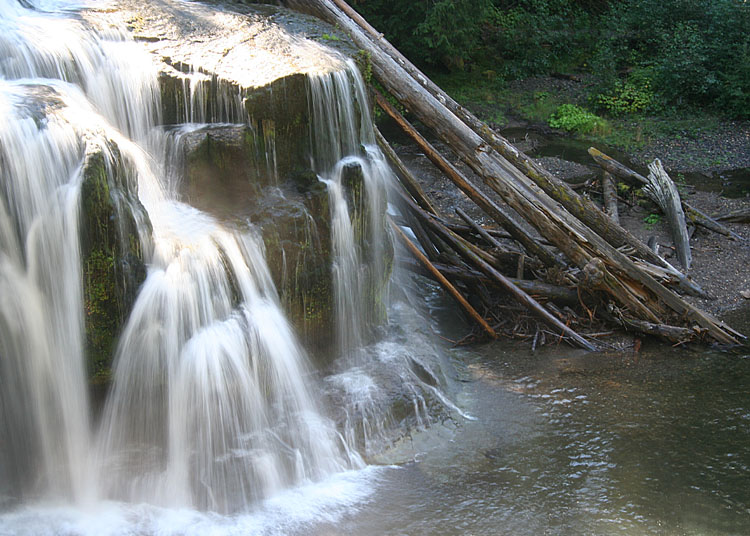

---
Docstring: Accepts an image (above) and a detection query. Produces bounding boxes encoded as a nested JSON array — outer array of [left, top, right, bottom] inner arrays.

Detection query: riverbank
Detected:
[[433, 73, 750, 174]]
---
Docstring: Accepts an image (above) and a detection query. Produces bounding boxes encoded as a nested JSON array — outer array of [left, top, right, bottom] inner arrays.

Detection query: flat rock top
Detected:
[[84, 0, 354, 88]]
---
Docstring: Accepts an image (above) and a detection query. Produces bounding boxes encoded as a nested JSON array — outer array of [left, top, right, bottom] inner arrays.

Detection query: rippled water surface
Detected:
[[317, 307, 750, 535]]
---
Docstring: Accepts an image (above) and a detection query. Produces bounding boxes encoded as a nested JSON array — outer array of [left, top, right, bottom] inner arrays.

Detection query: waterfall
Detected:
[[0, 80, 93, 503], [308, 65, 391, 355], [0, 0, 360, 514], [0, 0, 456, 531]]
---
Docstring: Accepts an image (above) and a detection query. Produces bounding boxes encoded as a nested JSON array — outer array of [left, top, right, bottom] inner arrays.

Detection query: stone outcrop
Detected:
[[179, 124, 336, 353], [80, 0, 392, 358]]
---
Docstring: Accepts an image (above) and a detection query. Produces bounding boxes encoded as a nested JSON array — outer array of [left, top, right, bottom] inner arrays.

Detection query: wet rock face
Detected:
[[82, 0, 391, 357], [80, 144, 148, 385], [180, 124, 337, 354]]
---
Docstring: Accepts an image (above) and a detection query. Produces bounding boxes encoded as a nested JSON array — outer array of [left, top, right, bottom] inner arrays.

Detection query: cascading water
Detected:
[[0, 80, 94, 505], [0, 0, 457, 532], [308, 66, 391, 356]]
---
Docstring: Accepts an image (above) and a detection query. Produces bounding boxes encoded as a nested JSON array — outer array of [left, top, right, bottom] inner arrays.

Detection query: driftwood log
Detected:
[[601, 171, 619, 224], [397, 257, 580, 307], [643, 159, 692, 270], [394, 191, 597, 351], [715, 208, 750, 224], [282, 0, 743, 346], [389, 219, 497, 339], [374, 90, 561, 269]]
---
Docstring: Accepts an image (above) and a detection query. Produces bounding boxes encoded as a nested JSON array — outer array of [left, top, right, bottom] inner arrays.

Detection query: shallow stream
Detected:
[[316, 300, 750, 535]]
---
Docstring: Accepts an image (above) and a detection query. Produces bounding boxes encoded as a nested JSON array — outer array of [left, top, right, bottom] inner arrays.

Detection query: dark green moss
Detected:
[[80, 146, 148, 383]]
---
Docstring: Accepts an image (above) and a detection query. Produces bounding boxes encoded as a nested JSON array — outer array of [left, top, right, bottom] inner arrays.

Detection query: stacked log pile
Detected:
[[282, 0, 745, 349]]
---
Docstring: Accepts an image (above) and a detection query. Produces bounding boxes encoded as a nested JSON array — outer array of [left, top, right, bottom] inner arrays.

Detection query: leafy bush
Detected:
[[548, 104, 608, 134], [594, 69, 654, 117], [351, 0, 494, 69], [590, 0, 750, 118], [483, 0, 594, 78], [643, 213, 661, 227]]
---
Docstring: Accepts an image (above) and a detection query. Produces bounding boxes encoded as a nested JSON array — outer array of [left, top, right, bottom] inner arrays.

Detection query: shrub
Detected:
[[548, 104, 608, 134], [351, 0, 494, 70], [595, 69, 654, 117], [589, 0, 750, 118]]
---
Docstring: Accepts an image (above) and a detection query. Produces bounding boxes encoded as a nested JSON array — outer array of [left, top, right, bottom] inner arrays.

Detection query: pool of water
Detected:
[[312, 314, 750, 535]]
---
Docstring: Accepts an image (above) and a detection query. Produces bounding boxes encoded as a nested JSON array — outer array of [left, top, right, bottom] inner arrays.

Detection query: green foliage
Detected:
[[520, 90, 561, 122], [548, 104, 608, 134], [643, 213, 662, 227], [595, 69, 654, 116], [355, 49, 372, 84], [352, 0, 494, 69], [320, 33, 341, 42], [483, 0, 594, 78], [353, 0, 749, 119], [590, 0, 750, 118]]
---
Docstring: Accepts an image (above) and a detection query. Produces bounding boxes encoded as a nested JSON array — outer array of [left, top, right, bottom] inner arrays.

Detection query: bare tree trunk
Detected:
[[644, 159, 692, 270], [602, 171, 620, 224], [374, 90, 561, 269], [588, 147, 742, 241]]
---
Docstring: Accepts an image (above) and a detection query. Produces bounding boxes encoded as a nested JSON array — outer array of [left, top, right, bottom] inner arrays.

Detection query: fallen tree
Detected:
[[281, 0, 743, 347]]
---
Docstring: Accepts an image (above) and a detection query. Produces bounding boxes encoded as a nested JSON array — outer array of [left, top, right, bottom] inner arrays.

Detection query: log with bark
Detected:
[[396, 257, 581, 307], [394, 189, 597, 351], [281, 0, 743, 346], [715, 208, 750, 224], [389, 219, 497, 339], [374, 90, 561, 269], [375, 127, 440, 217]]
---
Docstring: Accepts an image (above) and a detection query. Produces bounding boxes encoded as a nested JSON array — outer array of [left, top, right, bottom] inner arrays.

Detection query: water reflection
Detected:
[[325, 333, 750, 535]]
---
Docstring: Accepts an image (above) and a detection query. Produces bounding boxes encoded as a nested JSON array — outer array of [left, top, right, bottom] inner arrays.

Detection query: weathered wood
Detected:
[[715, 208, 750, 223], [395, 188, 541, 274], [434, 220, 597, 351], [406, 211, 440, 262], [398, 193, 597, 350], [445, 221, 555, 247], [612, 314, 707, 344], [455, 207, 507, 253], [588, 147, 742, 241], [631, 259, 710, 299], [397, 257, 581, 306], [374, 127, 440, 217], [602, 171, 619, 224], [389, 219, 497, 339], [281, 0, 742, 345], [644, 159, 692, 270], [309, 1, 679, 275], [374, 90, 561, 269]]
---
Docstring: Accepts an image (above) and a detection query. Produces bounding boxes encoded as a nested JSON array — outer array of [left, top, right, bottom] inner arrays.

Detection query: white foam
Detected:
[[0, 465, 390, 536]]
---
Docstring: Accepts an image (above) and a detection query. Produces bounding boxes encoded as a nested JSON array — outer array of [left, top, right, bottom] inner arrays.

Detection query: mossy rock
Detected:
[[259, 175, 335, 358], [80, 143, 148, 383]]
